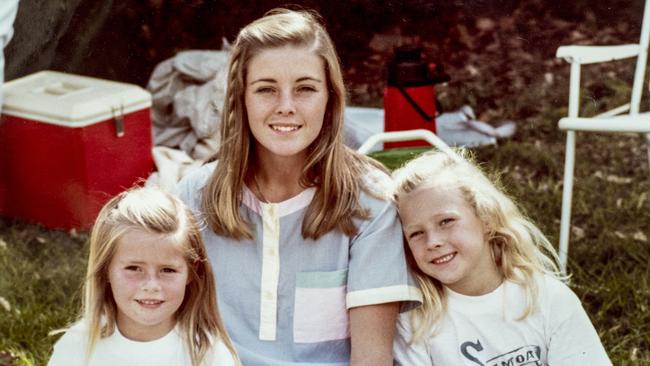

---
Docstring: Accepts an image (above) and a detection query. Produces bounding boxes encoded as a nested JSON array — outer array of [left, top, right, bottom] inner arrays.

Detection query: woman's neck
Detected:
[[250, 153, 309, 203]]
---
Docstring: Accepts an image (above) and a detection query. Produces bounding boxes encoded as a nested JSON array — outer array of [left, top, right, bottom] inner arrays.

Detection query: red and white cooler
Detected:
[[0, 71, 153, 229]]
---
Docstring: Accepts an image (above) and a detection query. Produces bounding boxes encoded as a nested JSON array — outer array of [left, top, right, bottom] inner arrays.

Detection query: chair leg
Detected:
[[646, 133, 650, 169], [559, 131, 577, 275]]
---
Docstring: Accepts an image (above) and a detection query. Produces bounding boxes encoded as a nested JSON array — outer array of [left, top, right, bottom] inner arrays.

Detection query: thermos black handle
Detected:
[[397, 86, 434, 122]]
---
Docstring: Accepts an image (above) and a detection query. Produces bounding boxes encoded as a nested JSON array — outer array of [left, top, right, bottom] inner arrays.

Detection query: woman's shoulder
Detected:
[[354, 165, 399, 227], [174, 161, 217, 205], [359, 164, 394, 210], [360, 164, 395, 199], [177, 161, 217, 190]]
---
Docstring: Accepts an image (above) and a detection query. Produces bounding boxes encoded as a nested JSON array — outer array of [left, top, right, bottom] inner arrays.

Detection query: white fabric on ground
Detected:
[[343, 105, 516, 152]]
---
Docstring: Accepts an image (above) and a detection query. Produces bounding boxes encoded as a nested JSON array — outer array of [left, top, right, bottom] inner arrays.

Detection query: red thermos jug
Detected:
[[383, 46, 448, 148]]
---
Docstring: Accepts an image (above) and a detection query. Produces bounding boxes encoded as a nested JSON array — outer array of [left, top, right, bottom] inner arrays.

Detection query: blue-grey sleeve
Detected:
[[172, 162, 215, 219], [346, 191, 422, 309]]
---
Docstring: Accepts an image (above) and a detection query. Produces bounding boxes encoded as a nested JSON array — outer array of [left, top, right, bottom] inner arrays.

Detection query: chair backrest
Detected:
[[630, 0, 650, 115]]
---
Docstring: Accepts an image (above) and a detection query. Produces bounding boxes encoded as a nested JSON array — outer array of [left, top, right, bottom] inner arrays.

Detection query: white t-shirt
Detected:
[[394, 274, 612, 366], [48, 321, 236, 366]]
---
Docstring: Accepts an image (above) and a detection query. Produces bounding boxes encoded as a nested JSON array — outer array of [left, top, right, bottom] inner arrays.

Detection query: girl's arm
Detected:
[[350, 302, 399, 366]]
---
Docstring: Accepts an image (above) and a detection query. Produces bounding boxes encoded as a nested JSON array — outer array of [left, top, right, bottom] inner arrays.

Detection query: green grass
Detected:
[[0, 222, 87, 365]]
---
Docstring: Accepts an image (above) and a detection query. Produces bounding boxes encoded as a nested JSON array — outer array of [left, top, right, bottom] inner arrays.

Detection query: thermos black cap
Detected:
[[387, 46, 434, 87]]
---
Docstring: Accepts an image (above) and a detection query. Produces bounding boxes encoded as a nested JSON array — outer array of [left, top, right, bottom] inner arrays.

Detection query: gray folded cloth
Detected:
[[147, 49, 230, 159]]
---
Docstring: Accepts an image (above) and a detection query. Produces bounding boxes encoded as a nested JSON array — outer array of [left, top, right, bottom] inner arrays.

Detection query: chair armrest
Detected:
[[559, 114, 650, 133], [357, 129, 457, 157], [556, 44, 640, 64]]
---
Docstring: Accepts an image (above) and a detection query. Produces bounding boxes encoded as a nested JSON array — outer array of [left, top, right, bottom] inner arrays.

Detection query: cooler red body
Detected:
[[383, 85, 437, 149], [0, 110, 153, 229]]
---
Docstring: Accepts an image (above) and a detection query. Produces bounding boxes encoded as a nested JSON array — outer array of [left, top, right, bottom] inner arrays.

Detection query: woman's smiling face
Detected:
[[244, 45, 329, 162]]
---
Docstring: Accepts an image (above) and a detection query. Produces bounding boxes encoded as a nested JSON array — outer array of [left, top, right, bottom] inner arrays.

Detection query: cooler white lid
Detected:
[[1, 70, 152, 127]]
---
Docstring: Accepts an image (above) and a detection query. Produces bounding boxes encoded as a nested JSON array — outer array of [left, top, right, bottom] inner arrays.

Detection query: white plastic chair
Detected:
[[556, 0, 650, 273]]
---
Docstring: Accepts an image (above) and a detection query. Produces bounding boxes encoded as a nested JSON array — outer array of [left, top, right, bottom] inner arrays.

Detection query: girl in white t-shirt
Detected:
[[392, 150, 611, 366], [48, 187, 239, 366]]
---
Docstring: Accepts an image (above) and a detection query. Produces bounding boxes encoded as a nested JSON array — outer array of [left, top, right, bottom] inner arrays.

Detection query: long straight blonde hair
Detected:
[[81, 188, 240, 365], [202, 8, 383, 240], [392, 150, 562, 342]]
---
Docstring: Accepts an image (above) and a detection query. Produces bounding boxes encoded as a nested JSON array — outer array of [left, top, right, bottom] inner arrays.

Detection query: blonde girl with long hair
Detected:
[[48, 187, 239, 366], [175, 8, 421, 365], [392, 150, 611, 366]]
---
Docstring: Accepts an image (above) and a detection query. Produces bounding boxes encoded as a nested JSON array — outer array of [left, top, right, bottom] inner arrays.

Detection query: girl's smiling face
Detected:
[[244, 45, 328, 163], [398, 185, 502, 296], [107, 230, 189, 341]]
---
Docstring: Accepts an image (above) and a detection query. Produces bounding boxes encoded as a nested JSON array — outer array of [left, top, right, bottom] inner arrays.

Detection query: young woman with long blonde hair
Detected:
[[175, 8, 421, 365]]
